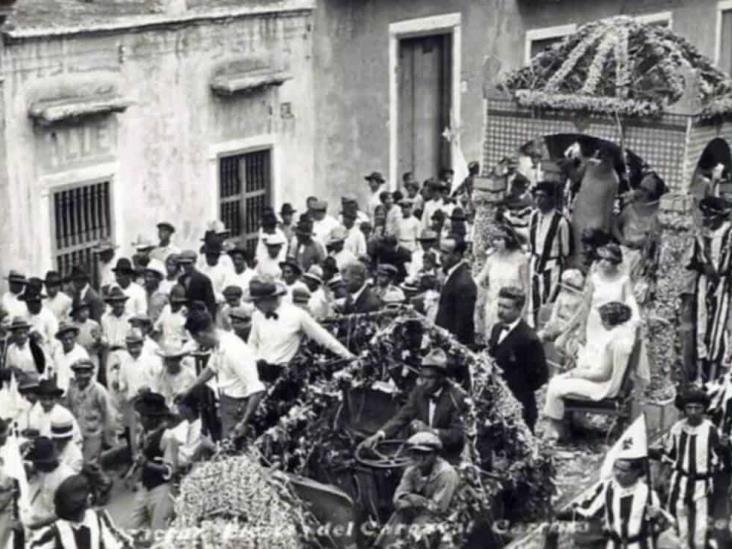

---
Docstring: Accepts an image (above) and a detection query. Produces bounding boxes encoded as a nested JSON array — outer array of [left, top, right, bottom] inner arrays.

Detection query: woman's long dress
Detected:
[[479, 250, 528, 336]]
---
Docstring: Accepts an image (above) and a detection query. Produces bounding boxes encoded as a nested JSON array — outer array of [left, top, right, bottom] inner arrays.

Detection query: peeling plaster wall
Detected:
[[0, 7, 314, 281]]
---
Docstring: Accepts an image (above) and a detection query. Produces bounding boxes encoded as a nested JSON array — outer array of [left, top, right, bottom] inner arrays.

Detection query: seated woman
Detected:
[[542, 301, 636, 441]]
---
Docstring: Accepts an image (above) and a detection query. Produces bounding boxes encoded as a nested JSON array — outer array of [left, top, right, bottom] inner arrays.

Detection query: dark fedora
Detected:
[[8, 317, 31, 331], [280, 203, 296, 216], [103, 287, 129, 303], [279, 258, 303, 275], [5, 270, 26, 284], [201, 239, 223, 256], [111, 258, 136, 275], [35, 379, 63, 398], [69, 265, 90, 281], [55, 322, 80, 340], [43, 271, 65, 286], [19, 278, 46, 301], [157, 221, 176, 233], [70, 300, 90, 316], [295, 220, 314, 236], [364, 171, 385, 183], [134, 392, 171, 417], [248, 279, 287, 301]]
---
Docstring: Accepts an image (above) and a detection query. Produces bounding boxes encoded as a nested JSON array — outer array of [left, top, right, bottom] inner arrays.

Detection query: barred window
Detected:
[[219, 149, 272, 253], [51, 180, 113, 289]]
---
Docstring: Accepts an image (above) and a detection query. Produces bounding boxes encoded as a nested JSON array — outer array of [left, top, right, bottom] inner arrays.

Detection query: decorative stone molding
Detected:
[[29, 94, 130, 126], [210, 67, 292, 97]]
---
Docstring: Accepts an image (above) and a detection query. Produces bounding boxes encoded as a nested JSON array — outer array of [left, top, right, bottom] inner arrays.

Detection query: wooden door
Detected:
[[398, 33, 452, 182]]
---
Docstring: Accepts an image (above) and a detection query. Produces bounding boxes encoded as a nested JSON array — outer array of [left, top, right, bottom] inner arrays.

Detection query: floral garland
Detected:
[[581, 28, 618, 96], [514, 90, 661, 117], [614, 25, 630, 99]]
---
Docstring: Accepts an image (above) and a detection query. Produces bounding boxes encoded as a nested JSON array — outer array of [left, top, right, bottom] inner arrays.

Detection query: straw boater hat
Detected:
[[247, 279, 287, 301], [131, 236, 156, 252], [229, 305, 254, 323], [364, 171, 385, 184], [302, 265, 324, 285], [70, 358, 95, 372], [264, 233, 288, 247], [292, 286, 311, 305], [406, 432, 442, 453], [55, 322, 80, 340], [144, 259, 166, 279], [376, 264, 399, 278], [4, 270, 26, 284], [156, 344, 188, 360], [125, 328, 145, 345], [50, 416, 75, 441], [8, 317, 31, 332]]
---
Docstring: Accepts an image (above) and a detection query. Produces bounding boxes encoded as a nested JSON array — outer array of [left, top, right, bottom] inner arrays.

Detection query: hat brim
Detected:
[[248, 287, 288, 301], [35, 388, 64, 397], [407, 445, 438, 453], [134, 401, 172, 417], [55, 327, 80, 339], [10, 323, 32, 331], [157, 223, 175, 232], [104, 296, 130, 303], [302, 274, 323, 284]]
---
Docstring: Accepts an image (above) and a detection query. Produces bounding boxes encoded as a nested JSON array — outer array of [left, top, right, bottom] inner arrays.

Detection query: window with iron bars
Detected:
[[51, 180, 113, 290], [219, 149, 272, 254]]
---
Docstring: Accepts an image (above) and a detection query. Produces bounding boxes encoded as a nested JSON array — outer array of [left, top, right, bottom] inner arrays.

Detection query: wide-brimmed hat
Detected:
[[421, 348, 448, 371], [17, 371, 40, 391], [43, 271, 65, 286], [177, 250, 198, 264], [111, 258, 136, 275], [201, 239, 223, 256], [157, 221, 175, 233], [326, 226, 348, 246], [35, 379, 63, 398], [20, 277, 46, 301], [280, 203, 296, 216], [129, 314, 152, 326], [302, 265, 324, 285], [406, 432, 442, 453], [4, 270, 26, 284], [364, 171, 385, 183], [264, 233, 288, 246], [28, 437, 58, 464], [144, 259, 166, 279], [50, 416, 74, 440], [376, 264, 398, 278], [104, 287, 129, 303], [279, 258, 303, 275], [131, 236, 156, 252], [292, 286, 311, 304], [400, 280, 420, 294], [206, 220, 230, 237], [416, 229, 438, 242], [311, 200, 328, 212], [134, 392, 171, 417], [70, 358, 95, 372], [248, 279, 287, 301], [92, 240, 118, 254], [55, 322, 80, 340], [156, 344, 188, 359], [229, 305, 254, 323], [8, 317, 31, 331]]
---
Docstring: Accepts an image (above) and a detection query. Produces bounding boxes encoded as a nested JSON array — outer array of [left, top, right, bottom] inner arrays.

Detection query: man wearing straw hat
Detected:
[[20, 278, 58, 354], [51, 322, 89, 394], [50, 415, 83, 474], [110, 258, 147, 318], [4, 317, 46, 377], [92, 239, 119, 292], [142, 259, 169, 324], [43, 271, 72, 323], [25, 436, 75, 530], [2, 270, 27, 319]]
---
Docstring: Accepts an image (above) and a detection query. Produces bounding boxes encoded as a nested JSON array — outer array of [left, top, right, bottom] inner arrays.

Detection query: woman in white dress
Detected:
[[475, 224, 529, 337], [543, 301, 636, 441]]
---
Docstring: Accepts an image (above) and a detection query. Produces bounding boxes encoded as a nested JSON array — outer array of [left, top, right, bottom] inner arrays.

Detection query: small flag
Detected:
[[599, 414, 648, 481]]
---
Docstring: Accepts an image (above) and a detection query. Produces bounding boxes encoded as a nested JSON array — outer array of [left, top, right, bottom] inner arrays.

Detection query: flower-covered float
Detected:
[[162, 309, 555, 548]]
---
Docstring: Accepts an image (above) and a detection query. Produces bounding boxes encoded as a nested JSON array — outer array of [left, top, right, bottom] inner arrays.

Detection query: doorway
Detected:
[[397, 33, 452, 183]]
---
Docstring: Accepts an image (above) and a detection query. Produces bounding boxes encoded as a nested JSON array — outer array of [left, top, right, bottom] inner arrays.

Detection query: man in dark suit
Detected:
[[361, 349, 467, 459], [69, 266, 105, 322], [488, 286, 548, 432], [176, 249, 217, 320], [341, 261, 381, 314], [436, 237, 477, 346]]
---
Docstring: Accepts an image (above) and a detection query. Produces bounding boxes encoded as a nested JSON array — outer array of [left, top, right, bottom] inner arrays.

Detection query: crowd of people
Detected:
[[0, 149, 730, 548]]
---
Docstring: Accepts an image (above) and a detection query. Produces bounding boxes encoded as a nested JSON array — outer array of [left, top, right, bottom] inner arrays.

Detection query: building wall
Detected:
[[0, 4, 315, 280], [313, 0, 726, 207]]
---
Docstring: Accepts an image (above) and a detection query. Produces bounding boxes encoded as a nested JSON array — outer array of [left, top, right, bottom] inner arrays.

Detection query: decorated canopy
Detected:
[[498, 16, 732, 119]]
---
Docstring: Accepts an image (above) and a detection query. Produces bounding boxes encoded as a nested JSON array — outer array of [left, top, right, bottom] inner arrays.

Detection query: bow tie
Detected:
[[265, 312, 279, 320]]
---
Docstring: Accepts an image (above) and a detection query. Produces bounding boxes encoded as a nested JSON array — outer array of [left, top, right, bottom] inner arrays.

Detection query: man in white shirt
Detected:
[[199, 239, 233, 303], [51, 322, 89, 394], [326, 227, 358, 270], [225, 245, 256, 297], [339, 195, 370, 226], [21, 278, 59, 355], [43, 271, 72, 323], [2, 270, 27, 319], [182, 307, 265, 440], [100, 288, 132, 351], [92, 240, 119, 293], [26, 381, 83, 447], [110, 258, 147, 317], [301, 266, 331, 320], [396, 199, 422, 252], [365, 171, 386, 222], [150, 221, 181, 263], [247, 279, 354, 368], [310, 200, 341, 246], [407, 229, 440, 280], [5, 317, 45, 376], [25, 436, 75, 530], [256, 233, 288, 279], [255, 211, 289, 267], [50, 416, 84, 474], [341, 210, 368, 259]]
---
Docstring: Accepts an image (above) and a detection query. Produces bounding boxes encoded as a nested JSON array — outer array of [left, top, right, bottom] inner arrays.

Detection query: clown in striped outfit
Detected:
[[662, 387, 721, 549], [685, 196, 732, 381], [527, 181, 572, 328], [572, 458, 665, 549]]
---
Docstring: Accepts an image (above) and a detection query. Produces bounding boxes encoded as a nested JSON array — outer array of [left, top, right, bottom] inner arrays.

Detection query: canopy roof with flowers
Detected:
[[498, 16, 732, 119]]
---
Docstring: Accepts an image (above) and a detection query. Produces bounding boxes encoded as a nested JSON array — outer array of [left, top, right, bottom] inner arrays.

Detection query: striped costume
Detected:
[[527, 209, 572, 327], [576, 479, 661, 548], [663, 418, 720, 549], [30, 508, 132, 549], [687, 221, 732, 381]]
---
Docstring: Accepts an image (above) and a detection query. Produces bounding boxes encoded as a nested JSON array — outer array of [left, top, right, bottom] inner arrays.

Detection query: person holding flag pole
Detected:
[[547, 414, 672, 548]]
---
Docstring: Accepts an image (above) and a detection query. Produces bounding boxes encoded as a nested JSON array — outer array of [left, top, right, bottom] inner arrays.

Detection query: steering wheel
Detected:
[[355, 439, 412, 469]]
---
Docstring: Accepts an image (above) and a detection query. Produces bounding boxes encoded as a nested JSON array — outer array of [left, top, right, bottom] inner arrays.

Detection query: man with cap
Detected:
[[64, 358, 113, 472], [150, 221, 180, 264], [654, 386, 721, 548], [684, 196, 732, 381], [248, 278, 354, 369], [326, 226, 357, 270], [153, 285, 189, 348], [292, 287, 312, 314], [526, 181, 572, 328], [21, 278, 59, 354], [69, 265, 105, 323], [110, 258, 147, 317], [362, 348, 467, 459], [30, 474, 132, 549], [182, 305, 264, 440], [177, 249, 217, 320], [289, 217, 326, 273], [278, 203, 297, 245], [225, 243, 256, 296], [488, 286, 547, 432], [199, 235, 233, 304], [43, 271, 72, 323], [341, 262, 381, 314], [395, 198, 421, 253], [51, 322, 89, 394], [4, 317, 46, 377], [257, 232, 289, 279], [302, 265, 331, 320], [279, 259, 308, 304], [310, 200, 341, 246], [435, 237, 477, 346], [25, 437, 75, 530], [341, 207, 368, 259], [128, 392, 176, 531], [154, 344, 196, 408], [128, 314, 161, 358], [27, 381, 82, 448], [142, 259, 169, 324], [375, 431, 459, 548], [255, 210, 289, 267], [339, 194, 370, 226], [218, 285, 244, 331], [50, 415, 83, 474], [100, 287, 132, 358], [365, 171, 387, 222], [70, 301, 103, 377], [2, 270, 27, 319], [91, 240, 119, 292], [407, 229, 440, 281], [229, 304, 255, 343]]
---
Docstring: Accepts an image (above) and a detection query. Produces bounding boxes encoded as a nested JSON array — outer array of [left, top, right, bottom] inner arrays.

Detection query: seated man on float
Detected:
[[542, 301, 636, 441], [375, 432, 459, 548], [361, 349, 467, 460]]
